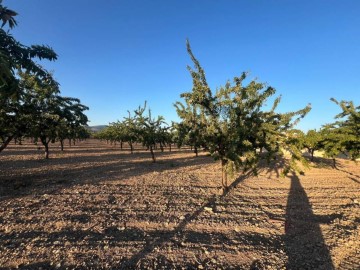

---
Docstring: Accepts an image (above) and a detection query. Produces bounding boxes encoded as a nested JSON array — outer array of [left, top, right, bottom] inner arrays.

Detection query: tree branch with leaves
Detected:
[[176, 41, 311, 189]]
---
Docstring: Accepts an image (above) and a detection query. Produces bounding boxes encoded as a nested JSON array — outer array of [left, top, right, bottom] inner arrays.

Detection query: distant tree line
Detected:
[[0, 1, 89, 158], [94, 102, 176, 163]]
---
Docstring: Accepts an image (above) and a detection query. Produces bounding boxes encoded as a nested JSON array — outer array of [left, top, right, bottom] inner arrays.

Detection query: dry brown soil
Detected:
[[0, 139, 359, 269]]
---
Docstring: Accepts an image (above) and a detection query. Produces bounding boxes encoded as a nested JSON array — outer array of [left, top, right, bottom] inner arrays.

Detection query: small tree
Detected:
[[56, 102, 89, 151], [19, 72, 88, 159], [123, 112, 139, 154], [177, 41, 311, 189], [321, 99, 360, 167], [112, 121, 126, 149], [300, 129, 324, 161], [56, 119, 72, 151], [134, 102, 167, 163], [164, 122, 178, 152]]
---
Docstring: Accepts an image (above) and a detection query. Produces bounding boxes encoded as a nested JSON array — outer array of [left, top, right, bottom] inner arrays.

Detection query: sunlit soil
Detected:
[[0, 139, 359, 269]]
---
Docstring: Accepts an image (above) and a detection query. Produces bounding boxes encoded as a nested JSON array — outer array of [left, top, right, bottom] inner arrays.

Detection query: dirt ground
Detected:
[[0, 139, 359, 269]]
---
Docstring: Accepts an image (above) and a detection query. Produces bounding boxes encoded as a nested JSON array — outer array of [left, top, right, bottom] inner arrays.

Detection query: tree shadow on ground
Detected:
[[307, 156, 336, 169], [284, 173, 336, 270], [308, 156, 360, 184], [336, 167, 360, 181], [120, 171, 253, 268], [2, 143, 355, 268], [347, 177, 360, 184], [0, 170, 283, 269], [0, 143, 216, 202]]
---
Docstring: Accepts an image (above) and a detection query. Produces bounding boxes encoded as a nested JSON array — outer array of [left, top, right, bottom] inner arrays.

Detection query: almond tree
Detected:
[[331, 99, 360, 160], [94, 127, 112, 143], [177, 41, 311, 189], [0, 1, 57, 152], [20, 72, 88, 159], [321, 99, 360, 167], [123, 112, 139, 154], [112, 121, 126, 149], [56, 110, 90, 151], [134, 102, 167, 162], [299, 129, 324, 161]]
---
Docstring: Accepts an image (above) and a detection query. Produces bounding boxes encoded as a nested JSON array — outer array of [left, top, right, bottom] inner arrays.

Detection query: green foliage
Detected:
[[19, 72, 88, 158], [298, 129, 324, 161], [0, 1, 58, 152], [0, 1, 17, 29], [321, 99, 360, 161], [134, 102, 168, 162], [0, 2, 88, 156], [95, 102, 171, 160], [174, 100, 206, 156], [123, 111, 140, 153], [176, 41, 311, 188]]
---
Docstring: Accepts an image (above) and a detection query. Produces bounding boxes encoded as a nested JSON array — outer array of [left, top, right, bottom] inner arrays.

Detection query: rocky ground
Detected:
[[0, 140, 359, 269]]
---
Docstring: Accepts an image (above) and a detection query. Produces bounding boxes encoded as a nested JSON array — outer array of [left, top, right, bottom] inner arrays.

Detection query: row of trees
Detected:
[[96, 40, 359, 190], [299, 99, 359, 167], [0, 2, 89, 158], [95, 102, 174, 162]]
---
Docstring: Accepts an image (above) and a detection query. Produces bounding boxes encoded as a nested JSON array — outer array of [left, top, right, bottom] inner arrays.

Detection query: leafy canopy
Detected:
[[176, 41, 311, 187]]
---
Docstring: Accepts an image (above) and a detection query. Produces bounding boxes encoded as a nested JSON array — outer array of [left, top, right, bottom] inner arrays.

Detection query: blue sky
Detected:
[[8, 0, 360, 130]]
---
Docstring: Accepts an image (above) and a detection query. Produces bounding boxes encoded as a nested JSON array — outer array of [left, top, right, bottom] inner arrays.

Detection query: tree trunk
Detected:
[[69, 139, 72, 147], [0, 136, 13, 153], [40, 137, 50, 159], [221, 159, 228, 189], [150, 146, 156, 163], [120, 141, 123, 150], [310, 149, 315, 161], [129, 141, 133, 154], [44, 143, 49, 159], [169, 143, 172, 152], [194, 146, 198, 157], [160, 143, 164, 152], [60, 140, 64, 151], [332, 158, 337, 169]]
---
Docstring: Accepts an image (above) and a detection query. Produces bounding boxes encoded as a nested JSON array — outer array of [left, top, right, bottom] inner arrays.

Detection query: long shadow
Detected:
[[309, 157, 360, 184], [1, 227, 280, 269], [347, 177, 360, 184], [336, 167, 360, 180], [120, 171, 252, 268], [1, 140, 194, 157], [308, 156, 337, 169], [0, 150, 216, 202], [285, 173, 335, 269], [0, 147, 122, 156], [0, 144, 202, 168]]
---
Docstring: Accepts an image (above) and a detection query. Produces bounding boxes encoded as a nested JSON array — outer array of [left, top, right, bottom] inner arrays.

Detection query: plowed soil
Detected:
[[0, 139, 359, 269]]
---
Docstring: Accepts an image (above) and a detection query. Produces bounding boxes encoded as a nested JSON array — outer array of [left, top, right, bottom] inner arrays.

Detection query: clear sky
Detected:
[[8, 0, 360, 130]]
